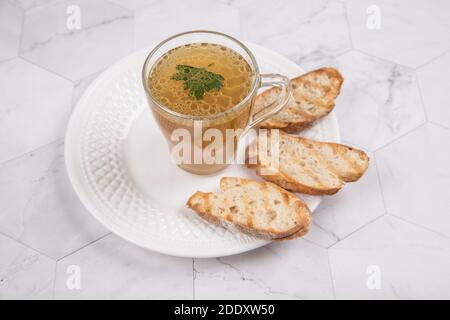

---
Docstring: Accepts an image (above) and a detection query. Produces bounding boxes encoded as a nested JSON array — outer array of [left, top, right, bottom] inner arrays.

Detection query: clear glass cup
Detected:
[[142, 30, 291, 175]]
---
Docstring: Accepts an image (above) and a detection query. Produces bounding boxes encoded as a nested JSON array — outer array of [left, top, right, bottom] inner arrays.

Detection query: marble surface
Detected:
[[1, 0, 450, 300], [329, 51, 426, 151], [416, 51, 450, 129], [0, 58, 73, 163], [54, 234, 193, 299], [134, 0, 240, 50], [237, 0, 352, 71], [0, 141, 109, 260], [307, 150, 385, 247], [0, 1, 23, 61], [20, 0, 134, 81], [329, 215, 450, 299], [194, 240, 334, 300], [0, 233, 55, 299], [344, 0, 450, 68]]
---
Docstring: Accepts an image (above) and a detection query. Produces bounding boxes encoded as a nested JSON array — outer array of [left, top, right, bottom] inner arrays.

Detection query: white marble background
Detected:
[[1, 0, 450, 299]]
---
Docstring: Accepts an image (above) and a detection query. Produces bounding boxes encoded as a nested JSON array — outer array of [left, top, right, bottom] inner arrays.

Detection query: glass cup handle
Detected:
[[243, 73, 291, 135]]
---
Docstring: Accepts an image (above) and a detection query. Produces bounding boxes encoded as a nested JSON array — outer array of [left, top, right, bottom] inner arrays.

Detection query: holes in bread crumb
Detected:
[[268, 210, 277, 221], [229, 206, 238, 214], [273, 200, 280, 205]]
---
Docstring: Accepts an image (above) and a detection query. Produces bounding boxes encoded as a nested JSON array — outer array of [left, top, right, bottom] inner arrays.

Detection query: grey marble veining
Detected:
[[0, 233, 55, 299], [329, 50, 426, 150], [235, 0, 352, 71], [195, 240, 334, 300], [71, 71, 102, 109]]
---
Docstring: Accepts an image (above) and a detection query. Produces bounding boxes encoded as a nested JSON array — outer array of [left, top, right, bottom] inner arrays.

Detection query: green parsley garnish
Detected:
[[171, 64, 224, 100]]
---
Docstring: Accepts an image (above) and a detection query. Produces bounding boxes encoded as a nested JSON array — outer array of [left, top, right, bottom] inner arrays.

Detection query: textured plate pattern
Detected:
[[66, 43, 340, 257]]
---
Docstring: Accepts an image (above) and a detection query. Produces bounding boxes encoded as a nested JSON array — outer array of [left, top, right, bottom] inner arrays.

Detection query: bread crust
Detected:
[[258, 171, 341, 196], [187, 178, 312, 241], [246, 131, 369, 196], [254, 67, 344, 133]]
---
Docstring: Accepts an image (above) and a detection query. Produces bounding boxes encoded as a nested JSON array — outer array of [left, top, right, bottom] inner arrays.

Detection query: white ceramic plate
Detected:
[[65, 42, 340, 258]]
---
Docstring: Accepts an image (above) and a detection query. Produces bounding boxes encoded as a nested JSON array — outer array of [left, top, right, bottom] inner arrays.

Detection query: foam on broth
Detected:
[[148, 43, 253, 117]]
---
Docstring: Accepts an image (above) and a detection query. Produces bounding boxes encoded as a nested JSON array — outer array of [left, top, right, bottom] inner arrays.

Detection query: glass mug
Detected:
[[142, 30, 291, 175]]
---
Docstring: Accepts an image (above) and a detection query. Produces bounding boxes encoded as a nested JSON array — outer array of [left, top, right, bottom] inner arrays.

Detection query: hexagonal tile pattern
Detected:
[[0, 0, 448, 300], [54, 234, 193, 299], [329, 50, 425, 151], [0, 233, 55, 299], [0, 140, 109, 260], [233, 0, 325, 43], [310, 150, 385, 246], [303, 223, 340, 249], [20, 0, 134, 81], [417, 51, 450, 129], [194, 240, 333, 299], [0, 58, 73, 163], [329, 215, 450, 299], [134, 0, 240, 49], [344, 0, 450, 68], [0, 1, 24, 61], [235, 0, 352, 70], [376, 124, 450, 237]]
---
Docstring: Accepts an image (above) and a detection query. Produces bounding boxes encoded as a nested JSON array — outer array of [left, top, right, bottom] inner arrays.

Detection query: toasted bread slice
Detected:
[[247, 131, 369, 195], [187, 177, 311, 240], [253, 68, 343, 133]]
